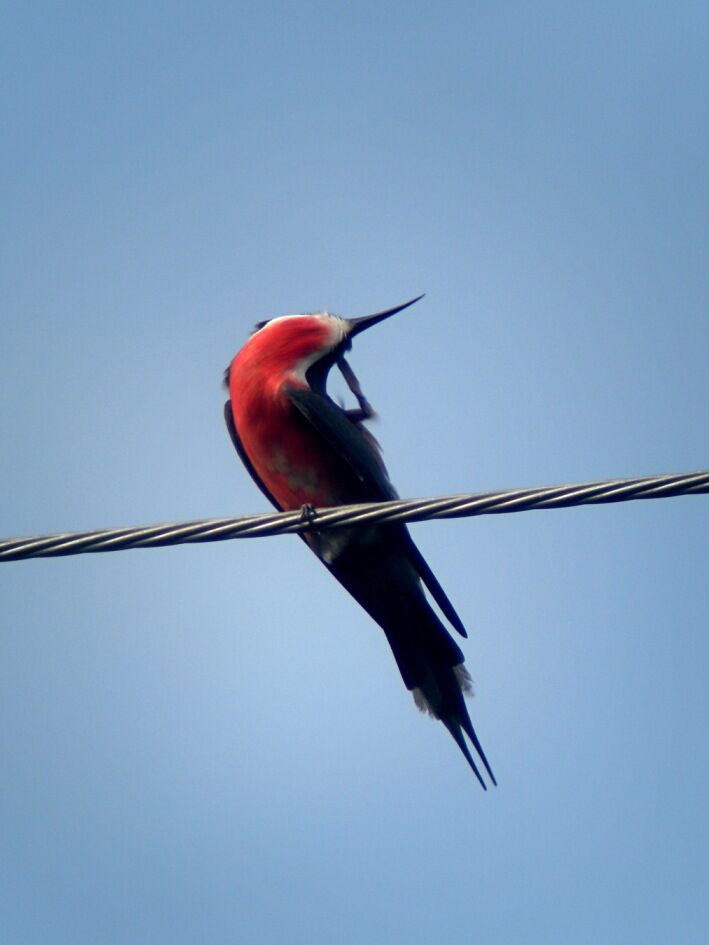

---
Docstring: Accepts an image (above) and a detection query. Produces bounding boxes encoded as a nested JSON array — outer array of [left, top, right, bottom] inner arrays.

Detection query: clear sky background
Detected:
[[1, 3, 707, 943]]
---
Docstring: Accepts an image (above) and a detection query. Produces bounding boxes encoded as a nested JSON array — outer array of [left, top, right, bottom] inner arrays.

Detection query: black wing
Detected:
[[287, 386, 468, 639], [288, 386, 492, 783], [287, 385, 397, 501]]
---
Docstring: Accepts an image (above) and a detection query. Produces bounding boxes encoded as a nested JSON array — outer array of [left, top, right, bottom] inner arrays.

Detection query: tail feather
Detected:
[[418, 664, 496, 788], [442, 717, 487, 790], [460, 708, 497, 787], [325, 526, 496, 787]]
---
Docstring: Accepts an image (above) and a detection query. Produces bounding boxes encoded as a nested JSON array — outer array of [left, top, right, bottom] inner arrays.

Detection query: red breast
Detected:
[[228, 315, 349, 509]]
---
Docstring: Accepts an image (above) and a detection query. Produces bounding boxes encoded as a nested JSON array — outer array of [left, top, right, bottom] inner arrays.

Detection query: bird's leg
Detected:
[[299, 503, 317, 525], [337, 355, 376, 423]]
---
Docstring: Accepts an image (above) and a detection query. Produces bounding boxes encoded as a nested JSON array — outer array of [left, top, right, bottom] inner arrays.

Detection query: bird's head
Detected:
[[226, 295, 423, 393]]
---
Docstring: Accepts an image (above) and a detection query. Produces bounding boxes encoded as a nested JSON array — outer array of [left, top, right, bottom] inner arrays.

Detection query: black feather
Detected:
[[224, 371, 494, 786]]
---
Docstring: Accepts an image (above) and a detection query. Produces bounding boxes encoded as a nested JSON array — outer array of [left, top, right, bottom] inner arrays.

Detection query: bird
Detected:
[[223, 296, 496, 788]]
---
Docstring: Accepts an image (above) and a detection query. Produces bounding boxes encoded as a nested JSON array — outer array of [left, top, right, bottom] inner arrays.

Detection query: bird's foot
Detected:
[[299, 503, 317, 526], [338, 356, 377, 422]]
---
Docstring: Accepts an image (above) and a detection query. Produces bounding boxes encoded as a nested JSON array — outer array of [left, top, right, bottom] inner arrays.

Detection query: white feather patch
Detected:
[[413, 687, 438, 717], [455, 664, 475, 697], [412, 663, 475, 717]]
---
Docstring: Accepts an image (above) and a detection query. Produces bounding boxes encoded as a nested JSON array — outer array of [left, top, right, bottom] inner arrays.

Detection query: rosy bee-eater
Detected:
[[224, 296, 495, 787]]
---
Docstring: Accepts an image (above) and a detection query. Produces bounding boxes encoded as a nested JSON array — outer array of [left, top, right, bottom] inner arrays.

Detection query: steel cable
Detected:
[[1, 470, 706, 563]]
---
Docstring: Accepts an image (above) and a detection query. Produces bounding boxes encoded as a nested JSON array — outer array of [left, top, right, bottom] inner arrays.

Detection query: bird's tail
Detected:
[[442, 717, 488, 790], [326, 529, 496, 787], [414, 660, 497, 789]]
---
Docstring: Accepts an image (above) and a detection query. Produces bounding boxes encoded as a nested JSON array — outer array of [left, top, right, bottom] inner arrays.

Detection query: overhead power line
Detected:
[[1, 470, 706, 564]]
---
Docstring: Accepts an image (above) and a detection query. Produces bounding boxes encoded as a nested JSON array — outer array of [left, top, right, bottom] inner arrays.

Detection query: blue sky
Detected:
[[1, 3, 707, 943]]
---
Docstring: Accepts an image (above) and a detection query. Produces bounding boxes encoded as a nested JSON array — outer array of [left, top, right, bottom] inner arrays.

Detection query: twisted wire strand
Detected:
[[0, 470, 706, 563]]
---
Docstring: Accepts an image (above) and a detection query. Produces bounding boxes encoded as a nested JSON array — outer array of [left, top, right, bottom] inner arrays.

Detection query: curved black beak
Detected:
[[346, 294, 425, 338]]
